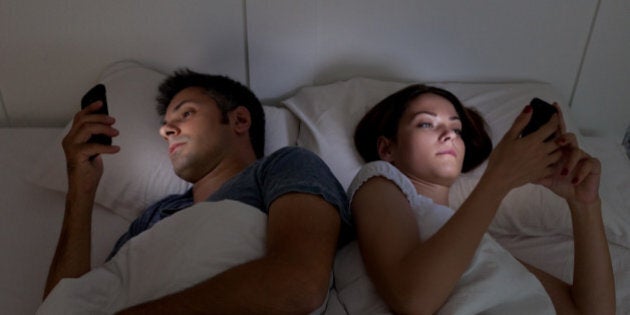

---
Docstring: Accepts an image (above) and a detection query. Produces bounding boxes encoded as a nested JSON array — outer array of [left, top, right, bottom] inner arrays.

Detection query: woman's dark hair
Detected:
[[156, 69, 265, 159], [354, 84, 492, 173]]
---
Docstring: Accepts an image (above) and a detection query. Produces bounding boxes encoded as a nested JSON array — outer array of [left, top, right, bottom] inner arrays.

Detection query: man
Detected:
[[44, 69, 350, 314]]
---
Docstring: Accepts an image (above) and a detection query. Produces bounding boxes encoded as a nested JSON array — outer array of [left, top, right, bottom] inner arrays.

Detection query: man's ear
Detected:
[[377, 136, 395, 162], [229, 106, 251, 134]]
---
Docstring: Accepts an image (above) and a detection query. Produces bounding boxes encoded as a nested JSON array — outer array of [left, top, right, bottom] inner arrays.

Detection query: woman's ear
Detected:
[[229, 106, 251, 135], [377, 136, 395, 162]]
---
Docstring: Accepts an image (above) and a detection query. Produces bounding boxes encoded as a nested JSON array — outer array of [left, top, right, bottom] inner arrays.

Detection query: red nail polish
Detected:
[[523, 105, 532, 113]]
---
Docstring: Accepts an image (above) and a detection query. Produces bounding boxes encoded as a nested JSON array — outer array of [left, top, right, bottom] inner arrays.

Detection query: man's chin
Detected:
[[172, 162, 194, 182]]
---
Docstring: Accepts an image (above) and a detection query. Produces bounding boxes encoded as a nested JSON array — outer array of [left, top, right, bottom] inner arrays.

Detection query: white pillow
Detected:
[[282, 77, 630, 246], [264, 104, 299, 154], [27, 61, 298, 221], [283, 78, 406, 190]]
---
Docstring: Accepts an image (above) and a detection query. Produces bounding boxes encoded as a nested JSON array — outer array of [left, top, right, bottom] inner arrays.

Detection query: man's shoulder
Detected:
[[264, 146, 319, 161], [259, 146, 331, 177], [257, 146, 320, 168]]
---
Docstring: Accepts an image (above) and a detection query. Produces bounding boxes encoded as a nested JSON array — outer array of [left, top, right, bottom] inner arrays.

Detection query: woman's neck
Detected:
[[408, 177, 451, 207]]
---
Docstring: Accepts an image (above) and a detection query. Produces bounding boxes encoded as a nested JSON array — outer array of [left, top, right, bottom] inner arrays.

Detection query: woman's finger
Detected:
[[571, 156, 599, 185], [552, 102, 567, 133], [506, 105, 534, 140]]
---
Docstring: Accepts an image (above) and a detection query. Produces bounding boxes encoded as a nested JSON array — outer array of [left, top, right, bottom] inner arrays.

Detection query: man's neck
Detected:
[[191, 154, 256, 203]]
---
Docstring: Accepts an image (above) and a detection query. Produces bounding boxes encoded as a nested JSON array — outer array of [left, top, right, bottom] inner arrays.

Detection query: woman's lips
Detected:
[[437, 149, 457, 157]]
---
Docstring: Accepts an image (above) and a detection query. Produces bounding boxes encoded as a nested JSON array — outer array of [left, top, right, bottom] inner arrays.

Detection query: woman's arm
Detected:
[[521, 184, 615, 315], [353, 175, 508, 314], [533, 103, 616, 314], [533, 129, 615, 314], [567, 198, 615, 314]]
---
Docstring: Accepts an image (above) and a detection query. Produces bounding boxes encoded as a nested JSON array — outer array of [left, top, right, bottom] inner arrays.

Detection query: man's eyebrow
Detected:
[[162, 100, 195, 125], [172, 100, 194, 112]]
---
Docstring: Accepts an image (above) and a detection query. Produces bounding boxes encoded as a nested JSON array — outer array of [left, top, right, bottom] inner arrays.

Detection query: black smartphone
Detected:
[[521, 97, 558, 142], [80, 84, 112, 146]]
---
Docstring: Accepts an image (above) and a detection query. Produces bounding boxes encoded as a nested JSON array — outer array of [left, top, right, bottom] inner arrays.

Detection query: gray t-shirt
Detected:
[[108, 146, 351, 260]]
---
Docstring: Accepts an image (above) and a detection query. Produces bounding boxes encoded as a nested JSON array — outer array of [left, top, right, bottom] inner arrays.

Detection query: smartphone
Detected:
[[521, 97, 558, 142], [80, 84, 112, 146]]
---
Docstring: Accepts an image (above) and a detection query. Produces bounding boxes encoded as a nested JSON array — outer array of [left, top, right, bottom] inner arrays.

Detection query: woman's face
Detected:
[[384, 93, 465, 186]]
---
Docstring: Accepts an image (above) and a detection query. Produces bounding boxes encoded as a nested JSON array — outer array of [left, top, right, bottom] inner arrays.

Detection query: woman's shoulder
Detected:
[[348, 161, 418, 204]]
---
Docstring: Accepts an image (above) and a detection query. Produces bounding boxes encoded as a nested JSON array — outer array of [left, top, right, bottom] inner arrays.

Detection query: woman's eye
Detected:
[[417, 122, 433, 128], [453, 128, 463, 135], [182, 111, 193, 119]]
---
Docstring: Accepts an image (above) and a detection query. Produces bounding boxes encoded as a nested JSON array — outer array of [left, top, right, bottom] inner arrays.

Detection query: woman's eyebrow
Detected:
[[410, 110, 436, 118], [410, 111, 460, 121]]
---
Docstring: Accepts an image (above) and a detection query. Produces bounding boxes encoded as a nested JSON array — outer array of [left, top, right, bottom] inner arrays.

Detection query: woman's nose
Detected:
[[439, 127, 457, 142]]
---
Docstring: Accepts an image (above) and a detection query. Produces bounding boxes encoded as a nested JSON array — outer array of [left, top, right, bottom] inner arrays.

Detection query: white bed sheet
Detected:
[[0, 128, 128, 315], [2, 127, 629, 314]]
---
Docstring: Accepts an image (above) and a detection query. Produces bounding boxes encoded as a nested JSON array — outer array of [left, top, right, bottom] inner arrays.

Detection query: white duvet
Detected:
[[335, 161, 556, 314], [38, 200, 268, 314]]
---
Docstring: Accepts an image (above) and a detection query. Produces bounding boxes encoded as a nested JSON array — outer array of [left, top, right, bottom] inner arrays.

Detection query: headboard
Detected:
[[247, 1, 594, 104], [1, 0, 628, 138], [0, 0, 247, 126]]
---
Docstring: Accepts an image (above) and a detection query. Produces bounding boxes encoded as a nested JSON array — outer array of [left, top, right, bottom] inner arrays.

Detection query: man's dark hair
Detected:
[[156, 69, 265, 158], [354, 84, 492, 173]]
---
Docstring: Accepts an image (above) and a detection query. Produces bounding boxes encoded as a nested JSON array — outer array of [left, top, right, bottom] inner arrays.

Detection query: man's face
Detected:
[[159, 87, 232, 183]]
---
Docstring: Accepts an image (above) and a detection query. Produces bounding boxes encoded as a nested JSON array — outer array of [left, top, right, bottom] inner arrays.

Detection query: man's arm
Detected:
[[43, 186, 96, 297], [43, 102, 119, 298], [118, 192, 341, 315]]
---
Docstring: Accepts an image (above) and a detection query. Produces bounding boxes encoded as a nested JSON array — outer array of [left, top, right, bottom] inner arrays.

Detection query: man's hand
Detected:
[[63, 101, 120, 193]]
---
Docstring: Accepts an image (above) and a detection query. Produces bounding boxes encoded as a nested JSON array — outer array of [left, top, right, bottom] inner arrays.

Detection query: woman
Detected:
[[347, 84, 615, 314]]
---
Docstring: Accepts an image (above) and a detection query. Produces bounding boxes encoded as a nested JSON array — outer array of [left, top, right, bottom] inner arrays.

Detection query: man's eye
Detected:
[[182, 111, 193, 118]]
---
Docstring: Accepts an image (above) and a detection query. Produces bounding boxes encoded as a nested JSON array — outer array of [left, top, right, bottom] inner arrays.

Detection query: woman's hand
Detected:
[[533, 103, 601, 205], [537, 133, 601, 205], [484, 105, 563, 192]]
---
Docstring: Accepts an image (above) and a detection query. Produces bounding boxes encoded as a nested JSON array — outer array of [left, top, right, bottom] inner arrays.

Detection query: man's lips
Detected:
[[169, 142, 185, 155]]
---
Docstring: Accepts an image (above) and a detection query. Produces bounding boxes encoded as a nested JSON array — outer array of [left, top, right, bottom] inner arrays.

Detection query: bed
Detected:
[[1, 1, 629, 314], [1, 61, 628, 314]]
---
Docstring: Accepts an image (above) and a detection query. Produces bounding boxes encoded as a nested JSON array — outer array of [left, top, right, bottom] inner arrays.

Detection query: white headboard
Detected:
[[1, 0, 628, 138], [247, 0, 594, 104], [0, 0, 247, 126], [570, 0, 630, 138]]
